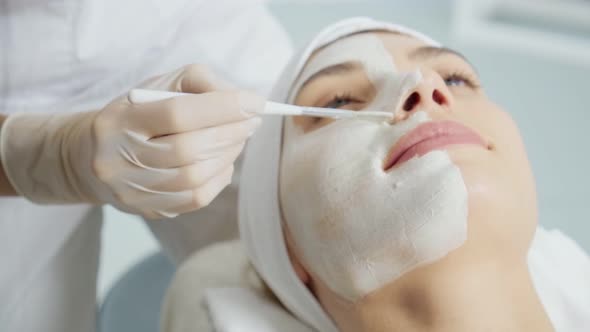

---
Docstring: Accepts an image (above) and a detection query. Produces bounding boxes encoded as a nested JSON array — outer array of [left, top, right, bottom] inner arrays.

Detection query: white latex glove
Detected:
[[0, 65, 264, 218]]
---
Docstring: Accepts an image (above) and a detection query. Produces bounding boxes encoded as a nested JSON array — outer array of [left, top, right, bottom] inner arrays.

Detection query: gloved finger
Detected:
[[139, 164, 234, 219], [191, 164, 234, 209], [129, 90, 265, 137], [147, 143, 243, 192], [177, 64, 236, 93], [139, 64, 235, 94], [134, 117, 259, 168], [118, 185, 193, 220], [163, 164, 234, 216]]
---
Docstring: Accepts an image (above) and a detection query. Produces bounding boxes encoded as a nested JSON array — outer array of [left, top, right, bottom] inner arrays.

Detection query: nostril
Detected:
[[432, 89, 447, 105], [403, 92, 420, 112]]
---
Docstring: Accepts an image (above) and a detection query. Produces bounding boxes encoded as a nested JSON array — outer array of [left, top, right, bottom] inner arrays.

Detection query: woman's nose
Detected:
[[393, 72, 453, 122]]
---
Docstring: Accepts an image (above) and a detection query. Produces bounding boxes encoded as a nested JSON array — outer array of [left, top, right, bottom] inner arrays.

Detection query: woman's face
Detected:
[[279, 32, 537, 302]]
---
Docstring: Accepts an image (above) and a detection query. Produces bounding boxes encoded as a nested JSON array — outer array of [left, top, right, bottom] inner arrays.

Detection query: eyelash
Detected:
[[442, 71, 481, 89], [322, 92, 359, 109]]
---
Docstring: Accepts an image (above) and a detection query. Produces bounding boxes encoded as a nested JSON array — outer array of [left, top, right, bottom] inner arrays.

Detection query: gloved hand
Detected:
[[0, 64, 264, 218]]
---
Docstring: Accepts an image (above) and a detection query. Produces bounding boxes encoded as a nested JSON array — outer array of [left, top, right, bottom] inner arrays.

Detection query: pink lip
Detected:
[[383, 121, 489, 171]]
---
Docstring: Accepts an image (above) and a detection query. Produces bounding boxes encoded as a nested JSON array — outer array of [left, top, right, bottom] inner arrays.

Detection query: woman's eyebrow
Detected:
[[409, 46, 471, 64], [299, 61, 361, 91], [410, 45, 479, 74]]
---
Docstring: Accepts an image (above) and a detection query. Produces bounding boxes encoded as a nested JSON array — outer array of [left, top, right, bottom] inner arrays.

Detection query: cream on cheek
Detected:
[[280, 34, 468, 301]]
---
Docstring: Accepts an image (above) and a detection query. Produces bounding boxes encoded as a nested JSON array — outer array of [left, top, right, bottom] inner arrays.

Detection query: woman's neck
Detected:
[[319, 251, 554, 332]]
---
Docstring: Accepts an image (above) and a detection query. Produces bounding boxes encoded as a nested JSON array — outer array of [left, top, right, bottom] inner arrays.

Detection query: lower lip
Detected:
[[394, 134, 485, 167]]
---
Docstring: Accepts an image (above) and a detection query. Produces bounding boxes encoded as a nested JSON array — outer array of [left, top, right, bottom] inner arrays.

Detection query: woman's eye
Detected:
[[443, 73, 480, 89], [324, 96, 355, 109], [444, 74, 468, 87]]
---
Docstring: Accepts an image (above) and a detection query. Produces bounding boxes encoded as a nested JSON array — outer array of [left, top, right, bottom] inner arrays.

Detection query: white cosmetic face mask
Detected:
[[280, 33, 468, 301]]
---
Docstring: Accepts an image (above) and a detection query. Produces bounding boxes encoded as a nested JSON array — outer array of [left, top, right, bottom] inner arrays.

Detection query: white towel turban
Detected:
[[238, 17, 440, 332]]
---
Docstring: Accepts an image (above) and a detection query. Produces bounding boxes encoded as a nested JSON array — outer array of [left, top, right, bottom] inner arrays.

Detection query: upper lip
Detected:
[[383, 120, 489, 171]]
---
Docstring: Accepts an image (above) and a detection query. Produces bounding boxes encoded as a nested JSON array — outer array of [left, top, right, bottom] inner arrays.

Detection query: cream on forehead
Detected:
[[280, 33, 468, 301], [289, 33, 423, 113], [289, 34, 392, 102]]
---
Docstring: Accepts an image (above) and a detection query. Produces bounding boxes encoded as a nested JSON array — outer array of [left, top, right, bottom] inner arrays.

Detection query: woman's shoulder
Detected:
[[528, 226, 590, 331], [159, 239, 269, 332]]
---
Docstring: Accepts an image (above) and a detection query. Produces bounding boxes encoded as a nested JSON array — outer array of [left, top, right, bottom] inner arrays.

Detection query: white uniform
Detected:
[[0, 0, 292, 331]]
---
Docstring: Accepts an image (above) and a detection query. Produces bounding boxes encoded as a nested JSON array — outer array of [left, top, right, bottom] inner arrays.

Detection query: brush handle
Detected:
[[128, 89, 392, 120]]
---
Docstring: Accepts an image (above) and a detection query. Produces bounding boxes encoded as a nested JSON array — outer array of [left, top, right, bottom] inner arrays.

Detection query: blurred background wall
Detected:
[[98, 0, 590, 300]]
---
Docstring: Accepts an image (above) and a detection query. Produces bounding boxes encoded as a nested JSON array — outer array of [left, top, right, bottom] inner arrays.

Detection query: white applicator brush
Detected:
[[129, 89, 393, 121]]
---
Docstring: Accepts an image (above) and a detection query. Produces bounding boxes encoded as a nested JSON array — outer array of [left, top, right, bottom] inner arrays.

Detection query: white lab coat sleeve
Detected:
[[188, 0, 294, 96], [143, 1, 293, 265]]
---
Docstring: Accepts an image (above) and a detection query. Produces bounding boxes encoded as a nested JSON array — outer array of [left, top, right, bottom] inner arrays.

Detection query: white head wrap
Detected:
[[239, 17, 440, 331]]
